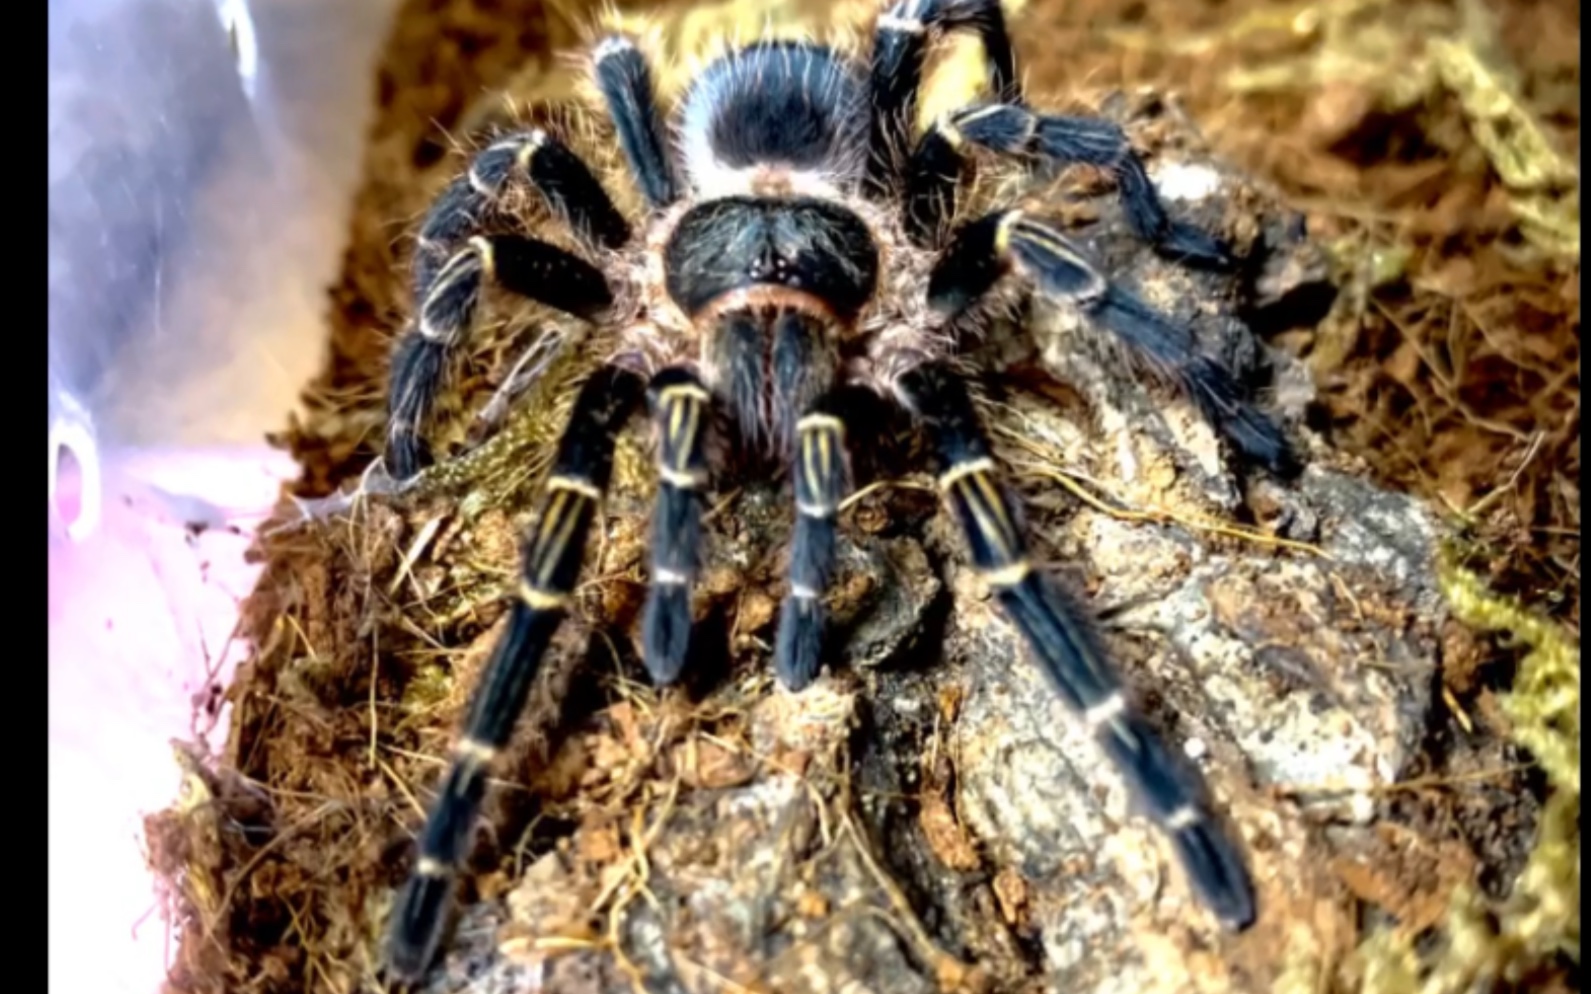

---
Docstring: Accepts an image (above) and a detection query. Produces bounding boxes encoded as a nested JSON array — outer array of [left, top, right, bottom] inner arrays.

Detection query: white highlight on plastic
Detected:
[[213, 0, 260, 102], [48, 395, 101, 544]]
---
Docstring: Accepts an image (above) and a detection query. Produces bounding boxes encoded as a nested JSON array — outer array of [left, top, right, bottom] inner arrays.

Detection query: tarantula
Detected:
[[382, 0, 1299, 980]]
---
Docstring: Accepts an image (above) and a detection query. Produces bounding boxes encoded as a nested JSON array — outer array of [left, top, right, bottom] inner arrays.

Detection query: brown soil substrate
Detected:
[[146, 1, 1579, 992]]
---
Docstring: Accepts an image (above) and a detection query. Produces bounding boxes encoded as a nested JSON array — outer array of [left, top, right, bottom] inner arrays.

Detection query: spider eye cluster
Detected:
[[663, 197, 879, 320]]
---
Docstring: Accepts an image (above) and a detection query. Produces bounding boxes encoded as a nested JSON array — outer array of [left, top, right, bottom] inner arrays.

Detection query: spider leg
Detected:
[[389, 128, 630, 479], [774, 391, 853, 690], [927, 209, 1298, 475], [906, 102, 1233, 268], [413, 130, 631, 297], [893, 360, 1256, 931], [386, 234, 615, 479], [592, 36, 680, 210], [385, 365, 645, 981], [866, 0, 1022, 198], [640, 367, 712, 686]]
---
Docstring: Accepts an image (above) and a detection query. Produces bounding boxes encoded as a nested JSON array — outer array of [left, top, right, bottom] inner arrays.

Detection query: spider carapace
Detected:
[[383, 0, 1299, 979]]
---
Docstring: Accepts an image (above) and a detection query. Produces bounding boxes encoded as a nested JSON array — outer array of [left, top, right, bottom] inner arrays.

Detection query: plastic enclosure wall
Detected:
[[47, 1, 398, 991]]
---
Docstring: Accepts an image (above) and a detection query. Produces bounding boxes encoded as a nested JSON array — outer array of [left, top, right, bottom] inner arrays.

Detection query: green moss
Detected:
[[1339, 554, 1579, 993], [1441, 561, 1580, 797]]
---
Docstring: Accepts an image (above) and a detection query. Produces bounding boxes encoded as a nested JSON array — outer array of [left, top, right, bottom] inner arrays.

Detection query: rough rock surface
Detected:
[[394, 88, 1449, 994]]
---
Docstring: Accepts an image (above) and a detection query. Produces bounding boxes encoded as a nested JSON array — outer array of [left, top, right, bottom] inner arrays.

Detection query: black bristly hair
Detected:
[[680, 38, 870, 182], [906, 102, 1234, 264], [380, 5, 1303, 982], [384, 365, 645, 979]]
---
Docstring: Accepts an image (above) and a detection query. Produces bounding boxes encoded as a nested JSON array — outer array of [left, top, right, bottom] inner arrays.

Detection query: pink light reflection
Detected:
[[49, 445, 296, 994]]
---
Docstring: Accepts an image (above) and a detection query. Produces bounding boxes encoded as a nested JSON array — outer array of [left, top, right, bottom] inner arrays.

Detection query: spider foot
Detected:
[[641, 369, 712, 687]]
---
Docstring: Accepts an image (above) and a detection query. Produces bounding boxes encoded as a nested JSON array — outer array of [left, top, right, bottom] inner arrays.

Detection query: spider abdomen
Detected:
[[680, 39, 868, 187]]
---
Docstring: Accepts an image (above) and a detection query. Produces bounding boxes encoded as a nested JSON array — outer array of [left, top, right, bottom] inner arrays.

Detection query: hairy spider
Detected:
[[382, 0, 1300, 980]]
